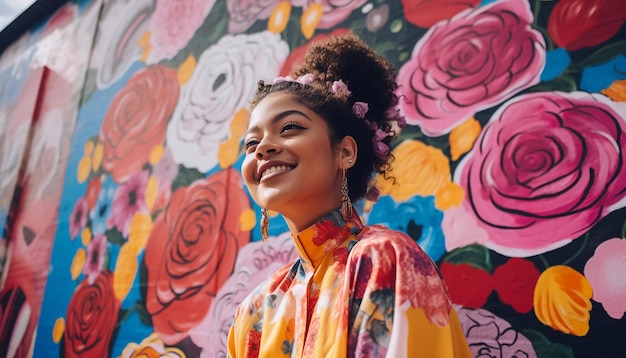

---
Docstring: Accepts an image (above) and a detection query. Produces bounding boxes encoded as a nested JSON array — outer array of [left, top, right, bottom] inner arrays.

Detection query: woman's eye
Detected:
[[244, 140, 258, 150], [281, 122, 304, 132]]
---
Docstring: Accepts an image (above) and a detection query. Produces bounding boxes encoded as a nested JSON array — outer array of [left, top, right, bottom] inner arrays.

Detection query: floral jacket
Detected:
[[227, 209, 471, 357]]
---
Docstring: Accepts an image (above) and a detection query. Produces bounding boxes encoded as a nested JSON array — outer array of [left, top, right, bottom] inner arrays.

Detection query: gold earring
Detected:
[[340, 167, 352, 221], [261, 208, 269, 241]]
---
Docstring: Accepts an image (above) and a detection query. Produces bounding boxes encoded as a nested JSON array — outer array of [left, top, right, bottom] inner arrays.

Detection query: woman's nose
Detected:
[[256, 138, 278, 159]]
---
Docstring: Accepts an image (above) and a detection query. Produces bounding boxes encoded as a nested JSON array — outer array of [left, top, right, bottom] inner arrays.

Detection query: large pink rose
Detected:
[[444, 92, 626, 257], [397, 0, 545, 136]]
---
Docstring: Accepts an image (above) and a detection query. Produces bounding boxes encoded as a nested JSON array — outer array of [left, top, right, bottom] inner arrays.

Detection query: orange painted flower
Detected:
[[120, 333, 186, 358], [534, 265, 593, 336], [377, 140, 460, 209], [602, 79, 626, 102]]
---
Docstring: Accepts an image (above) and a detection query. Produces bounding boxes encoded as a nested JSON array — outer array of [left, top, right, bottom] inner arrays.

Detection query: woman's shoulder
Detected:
[[349, 224, 439, 276], [354, 224, 428, 254]]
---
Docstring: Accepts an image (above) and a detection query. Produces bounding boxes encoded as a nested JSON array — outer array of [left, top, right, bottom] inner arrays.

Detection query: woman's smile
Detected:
[[258, 163, 295, 182]]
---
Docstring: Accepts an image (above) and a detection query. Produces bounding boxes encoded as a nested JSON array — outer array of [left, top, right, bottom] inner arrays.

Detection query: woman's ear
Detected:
[[338, 136, 357, 169]]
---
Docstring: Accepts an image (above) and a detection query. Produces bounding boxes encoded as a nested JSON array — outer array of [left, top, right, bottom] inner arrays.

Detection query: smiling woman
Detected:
[[229, 33, 471, 357]]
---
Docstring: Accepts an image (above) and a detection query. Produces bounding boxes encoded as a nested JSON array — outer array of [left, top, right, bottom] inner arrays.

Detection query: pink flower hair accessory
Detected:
[[385, 107, 407, 128], [372, 128, 390, 159], [332, 80, 352, 98], [352, 102, 369, 118], [272, 73, 314, 85]]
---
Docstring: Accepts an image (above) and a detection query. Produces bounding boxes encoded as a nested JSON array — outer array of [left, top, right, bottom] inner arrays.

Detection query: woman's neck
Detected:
[[283, 204, 342, 235]]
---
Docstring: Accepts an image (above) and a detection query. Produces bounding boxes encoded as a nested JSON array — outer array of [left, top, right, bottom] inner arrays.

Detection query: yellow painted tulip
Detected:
[[534, 265, 593, 336], [81, 227, 92, 246], [84, 141, 94, 156], [145, 176, 158, 211], [301, 4, 323, 39], [449, 117, 481, 161], [178, 55, 196, 85], [218, 138, 241, 169], [70, 248, 86, 280], [435, 181, 464, 210], [128, 212, 153, 252], [114, 244, 139, 301], [268, 1, 292, 34], [92, 142, 104, 172], [149, 144, 164, 165], [240, 208, 257, 231], [52, 317, 65, 343], [376, 140, 452, 202], [77, 155, 91, 183]]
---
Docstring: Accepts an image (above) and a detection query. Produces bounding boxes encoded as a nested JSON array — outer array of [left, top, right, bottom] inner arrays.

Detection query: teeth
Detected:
[[261, 165, 292, 179]]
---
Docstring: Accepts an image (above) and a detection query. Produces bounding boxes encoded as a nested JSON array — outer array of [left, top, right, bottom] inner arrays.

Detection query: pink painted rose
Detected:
[[226, 0, 281, 34], [300, 0, 367, 29], [456, 306, 536, 357], [190, 232, 297, 355], [444, 92, 626, 257], [584, 238, 626, 319], [147, 0, 216, 63], [397, 0, 545, 136]]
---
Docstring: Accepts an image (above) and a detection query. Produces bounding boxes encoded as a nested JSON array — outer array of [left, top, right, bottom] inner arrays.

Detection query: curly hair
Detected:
[[250, 33, 400, 201]]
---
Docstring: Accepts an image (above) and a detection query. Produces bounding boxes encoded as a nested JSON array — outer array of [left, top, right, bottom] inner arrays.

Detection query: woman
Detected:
[[228, 34, 471, 357]]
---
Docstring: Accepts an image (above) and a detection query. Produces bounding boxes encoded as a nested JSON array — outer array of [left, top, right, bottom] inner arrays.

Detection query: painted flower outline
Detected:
[[444, 91, 626, 256], [397, 0, 545, 136], [166, 31, 288, 172]]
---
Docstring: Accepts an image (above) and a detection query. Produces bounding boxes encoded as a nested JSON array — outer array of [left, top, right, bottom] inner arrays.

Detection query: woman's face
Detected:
[[241, 92, 346, 231]]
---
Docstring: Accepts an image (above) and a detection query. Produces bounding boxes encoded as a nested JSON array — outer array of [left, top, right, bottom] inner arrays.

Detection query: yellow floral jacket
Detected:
[[228, 210, 471, 357]]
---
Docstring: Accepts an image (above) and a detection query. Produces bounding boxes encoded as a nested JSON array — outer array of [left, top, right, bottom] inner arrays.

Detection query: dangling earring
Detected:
[[261, 208, 269, 241], [340, 164, 352, 221]]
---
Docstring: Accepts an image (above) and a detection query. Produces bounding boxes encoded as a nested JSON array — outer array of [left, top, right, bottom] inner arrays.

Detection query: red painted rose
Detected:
[[548, 0, 626, 51], [493, 258, 540, 313], [99, 65, 179, 183], [440, 262, 493, 308], [144, 169, 250, 344], [401, 0, 480, 28], [64, 270, 120, 358], [279, 28, 350, 76]]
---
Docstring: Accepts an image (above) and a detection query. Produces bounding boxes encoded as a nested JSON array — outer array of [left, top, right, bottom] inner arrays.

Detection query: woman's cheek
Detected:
[[240, 155, 257, 187]]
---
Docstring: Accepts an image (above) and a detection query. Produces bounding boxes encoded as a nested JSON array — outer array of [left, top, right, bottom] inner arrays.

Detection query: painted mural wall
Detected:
[[0, 0, 625, 357]]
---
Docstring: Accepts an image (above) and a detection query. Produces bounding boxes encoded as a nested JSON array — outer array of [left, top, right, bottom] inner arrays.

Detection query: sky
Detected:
[[0, 0, 36, 31]]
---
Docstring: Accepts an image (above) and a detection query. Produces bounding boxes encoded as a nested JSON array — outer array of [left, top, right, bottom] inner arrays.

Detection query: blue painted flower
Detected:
[[89, 177, 116, 235], [580, 55, 626, 92], [368, 195, 446, 261], [540, 48, 571, 81]]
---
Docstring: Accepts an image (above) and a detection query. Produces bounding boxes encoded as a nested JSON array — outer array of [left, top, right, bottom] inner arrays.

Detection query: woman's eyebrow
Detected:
[[246, 109, 312, 134]]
